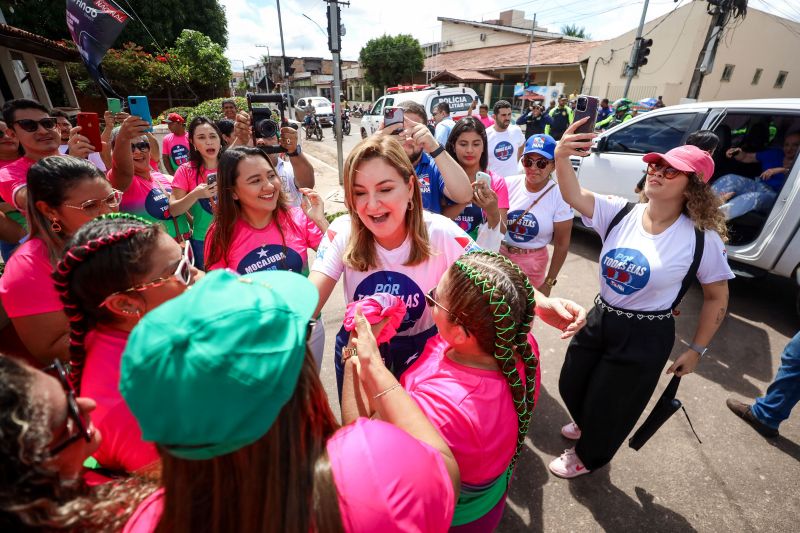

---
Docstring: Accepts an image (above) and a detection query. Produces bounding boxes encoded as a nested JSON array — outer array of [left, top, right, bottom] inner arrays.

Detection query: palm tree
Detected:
[[561, 24, 591, 39]]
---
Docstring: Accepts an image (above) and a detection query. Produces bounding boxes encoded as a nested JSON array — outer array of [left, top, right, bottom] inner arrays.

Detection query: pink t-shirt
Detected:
[[204, 207, 322, 275], [123, 419, 455, 533], [172, 163, 216, 239], [161, 133, 190, 172], [0, 237, 61, 318], [400, 334, 524, 485], [0, 156, 34, 209], [0, 157, 19, 171], [478, 115, 495, 128], [108, 169, 191, 239], [81, 326, 159, 473]]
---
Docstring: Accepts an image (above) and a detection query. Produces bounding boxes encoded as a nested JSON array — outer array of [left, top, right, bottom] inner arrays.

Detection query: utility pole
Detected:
[[623, 0, 650, 98], [327, 0, 349, 185], [256, 44, 271, 93], [276, 0, 292, 106], [524, 13, 537, 87], [687, 0, 735, 101]]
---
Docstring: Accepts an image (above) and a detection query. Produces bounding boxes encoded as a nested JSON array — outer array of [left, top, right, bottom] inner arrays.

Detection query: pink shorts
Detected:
[[501, 245, 549, 288]]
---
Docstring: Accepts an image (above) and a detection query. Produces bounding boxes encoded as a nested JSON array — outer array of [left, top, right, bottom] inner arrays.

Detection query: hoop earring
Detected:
[[121, 308, 143, 318], [50, 219, 62, 233], [407, 200, 413, 211]]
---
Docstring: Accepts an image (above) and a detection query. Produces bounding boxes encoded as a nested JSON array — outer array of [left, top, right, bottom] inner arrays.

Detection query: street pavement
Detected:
[[304, 119, 800, 533]]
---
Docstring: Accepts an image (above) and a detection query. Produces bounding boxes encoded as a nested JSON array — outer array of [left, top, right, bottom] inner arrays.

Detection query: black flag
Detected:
[[65, 0, 130, 97]]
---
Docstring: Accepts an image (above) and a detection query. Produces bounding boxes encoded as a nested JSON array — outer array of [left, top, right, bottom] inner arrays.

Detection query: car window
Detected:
[[605, 113, 697, 154], [371, 98, 386, 116]]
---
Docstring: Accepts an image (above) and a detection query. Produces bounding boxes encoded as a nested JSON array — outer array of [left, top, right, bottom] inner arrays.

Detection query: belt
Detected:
[[594, 295, 674, 321], [502, 243, 545, 255]]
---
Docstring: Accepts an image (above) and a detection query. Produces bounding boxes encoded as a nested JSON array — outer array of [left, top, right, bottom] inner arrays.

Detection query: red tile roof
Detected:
[[429, 69, 501, 82], [0, 25, 80, 62], [424, 39, 604, 72]]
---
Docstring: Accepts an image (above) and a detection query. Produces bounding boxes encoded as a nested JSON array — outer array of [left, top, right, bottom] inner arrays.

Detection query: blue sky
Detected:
[[219, 0, 800, 69]]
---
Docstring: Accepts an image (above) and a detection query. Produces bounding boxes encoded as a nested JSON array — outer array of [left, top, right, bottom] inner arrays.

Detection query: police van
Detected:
[[359, 86, 479, 139], [570, 98, 800, 317]]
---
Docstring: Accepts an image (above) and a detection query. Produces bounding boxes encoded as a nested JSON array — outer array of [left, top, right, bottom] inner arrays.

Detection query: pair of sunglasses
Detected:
[[424, 287, 465, 328], [63, 189, 123, 215], [13, 117, 58, 133], [522, 157, 551, 169], [131, 141, 150, 152], [646, 163, 685, 179], [43, 359, 92, 455]]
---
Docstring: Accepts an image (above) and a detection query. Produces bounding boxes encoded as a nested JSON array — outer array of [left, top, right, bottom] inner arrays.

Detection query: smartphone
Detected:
[[127, 96, 153, 132], [206, 173, 217, 187], [107, 98, 122, 115], [76, 112, 103, 151], [383, 106, 404, 132], [476, 171, 492, 186], [574, 95, 600, 135]]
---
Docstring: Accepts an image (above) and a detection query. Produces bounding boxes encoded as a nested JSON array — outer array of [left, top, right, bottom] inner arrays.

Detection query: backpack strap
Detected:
[[671, 228, 704, 313], [604, 202, 636, 241]]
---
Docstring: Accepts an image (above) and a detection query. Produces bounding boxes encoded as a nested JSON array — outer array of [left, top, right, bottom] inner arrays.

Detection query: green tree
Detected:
[[4, 0, 227, 50], [359, 34, 424, 88], [168, 29, 232, 97], [560, 24, 591, 39]]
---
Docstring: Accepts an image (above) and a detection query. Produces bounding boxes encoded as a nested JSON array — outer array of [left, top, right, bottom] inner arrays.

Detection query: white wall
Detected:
[[441, 21, 529, 53]]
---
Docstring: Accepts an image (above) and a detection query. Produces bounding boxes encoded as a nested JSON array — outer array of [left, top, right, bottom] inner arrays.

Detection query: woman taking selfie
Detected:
[[121, 269, 460, 532], [52, 213, 201, 474], [443, 116, 509, 249], [168, 117, 224, 269], [548, 118, 733, 478], [0, 156, 119, 363], [205, 146, 328, 367]]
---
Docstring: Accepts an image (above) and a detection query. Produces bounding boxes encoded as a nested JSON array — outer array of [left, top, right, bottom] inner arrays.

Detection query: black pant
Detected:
[[558, 301, 675, 470]]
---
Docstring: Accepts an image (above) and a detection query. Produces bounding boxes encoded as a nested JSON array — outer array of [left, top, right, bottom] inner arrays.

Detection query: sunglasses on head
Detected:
[[43, 359, 92, 455], [13, 117, 58, 133], [522, 157, 551, 169], [646, 163, 685, 179], [131, 141, 150, 152]]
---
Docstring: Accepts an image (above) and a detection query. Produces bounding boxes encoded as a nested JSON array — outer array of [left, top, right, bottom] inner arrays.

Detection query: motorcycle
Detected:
[[341, 109, 351, 136], [352, 106, 363, 118], [304, 116, 323, 141]]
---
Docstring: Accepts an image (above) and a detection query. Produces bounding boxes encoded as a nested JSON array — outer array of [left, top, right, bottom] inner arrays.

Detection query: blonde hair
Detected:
[[342, 136, 431, 271]]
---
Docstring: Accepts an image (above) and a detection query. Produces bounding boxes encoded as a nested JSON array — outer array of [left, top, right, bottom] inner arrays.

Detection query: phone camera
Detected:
[[577, 97, 588, 112]]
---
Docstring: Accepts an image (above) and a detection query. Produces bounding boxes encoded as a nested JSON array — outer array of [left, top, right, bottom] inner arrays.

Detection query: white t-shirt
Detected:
[[583, 195, 734, 311], [487, 125, 525, 178], [59, 144, 106, 171], [435, 117, 456, 147], [275, 156, 301, 207], [503, 175, 572, 249], [312, 211, 479, 337]]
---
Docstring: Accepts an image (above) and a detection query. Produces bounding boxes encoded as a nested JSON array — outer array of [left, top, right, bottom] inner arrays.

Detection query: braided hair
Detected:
[[444, 250, 538, 478], [51, 213, 161, 393]]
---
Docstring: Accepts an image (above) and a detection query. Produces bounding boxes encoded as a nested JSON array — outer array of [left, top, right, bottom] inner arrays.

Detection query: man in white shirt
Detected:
[[487, 100, 525, 178], [433, 102, 456, 147]]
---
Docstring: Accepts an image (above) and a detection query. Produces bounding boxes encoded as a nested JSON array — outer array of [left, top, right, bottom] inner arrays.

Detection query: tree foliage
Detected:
[[560, 24, 591, 39], [4, 0, 227, 50], [359, 34, 424, 88]]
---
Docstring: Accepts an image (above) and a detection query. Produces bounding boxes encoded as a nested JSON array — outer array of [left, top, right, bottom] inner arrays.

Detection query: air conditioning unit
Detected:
[[479, 33, 487, 41], [445, 40, 453, 47]]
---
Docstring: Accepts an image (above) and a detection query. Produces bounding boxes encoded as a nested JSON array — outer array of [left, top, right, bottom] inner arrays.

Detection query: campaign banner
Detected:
[[66, 0, 130, 96]]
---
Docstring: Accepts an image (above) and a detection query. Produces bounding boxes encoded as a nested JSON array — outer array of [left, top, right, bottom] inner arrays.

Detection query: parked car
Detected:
[[294, 97, 334, 127], [569, 98, 800, 317], [359, 86, 479, 139]]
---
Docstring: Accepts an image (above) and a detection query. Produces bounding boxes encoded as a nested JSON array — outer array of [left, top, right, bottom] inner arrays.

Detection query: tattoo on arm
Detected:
[[715, 307, 727, 325]]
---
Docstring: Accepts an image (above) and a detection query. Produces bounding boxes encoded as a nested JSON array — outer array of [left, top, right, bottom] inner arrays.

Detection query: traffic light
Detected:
[[635, 38, 653, 68]]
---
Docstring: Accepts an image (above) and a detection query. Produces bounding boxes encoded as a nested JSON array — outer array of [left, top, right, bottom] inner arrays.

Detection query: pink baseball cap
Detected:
[[642, 145, 715, 183]]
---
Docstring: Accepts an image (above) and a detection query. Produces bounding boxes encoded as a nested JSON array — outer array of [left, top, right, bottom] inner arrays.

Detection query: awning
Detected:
[[429, 69, 500, 83], [0, 24, 80, 62]]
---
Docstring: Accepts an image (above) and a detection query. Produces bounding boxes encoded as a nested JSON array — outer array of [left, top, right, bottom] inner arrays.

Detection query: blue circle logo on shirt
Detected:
[[601, 247, 651, 295], [198, 198, 214, 214], [455, 204, 482, 234], [171, 145, 189, 166], [144, 187, 172, 220], [507, 210, 539, 242], [494, 141, 514, 161], [236, 245, 303, 275], [354, 271, 423, 333]]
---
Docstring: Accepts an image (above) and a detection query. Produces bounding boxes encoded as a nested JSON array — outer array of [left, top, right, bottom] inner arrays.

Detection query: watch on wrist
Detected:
[[545, 277, 558, 288], [688, 343, 708, 357], [287, 144, 302, 157], [429, 144, 445, 158]]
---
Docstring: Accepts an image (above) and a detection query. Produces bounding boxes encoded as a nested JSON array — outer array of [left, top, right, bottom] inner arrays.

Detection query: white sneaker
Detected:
[[548, 448, 591, 478], [561, 422, 581, 440]]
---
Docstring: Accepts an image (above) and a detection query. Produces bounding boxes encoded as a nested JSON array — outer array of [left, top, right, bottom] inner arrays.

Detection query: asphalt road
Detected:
[[304, 120, 800, 533]]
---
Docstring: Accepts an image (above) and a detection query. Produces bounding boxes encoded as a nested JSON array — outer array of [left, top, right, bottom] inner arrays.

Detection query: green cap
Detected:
[[120, 269, 318, 460]]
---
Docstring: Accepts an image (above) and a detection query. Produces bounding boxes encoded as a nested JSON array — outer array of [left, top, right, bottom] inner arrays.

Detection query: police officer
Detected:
[[597, 98, 634, 130], [516, 104, 553, 140], [545, 95, 574, 140]]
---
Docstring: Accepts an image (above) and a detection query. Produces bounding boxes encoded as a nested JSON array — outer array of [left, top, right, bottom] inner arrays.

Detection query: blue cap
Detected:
[[523, 134, 556, 160]]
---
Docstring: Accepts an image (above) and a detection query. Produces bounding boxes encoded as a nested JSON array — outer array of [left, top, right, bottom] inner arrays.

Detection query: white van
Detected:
[[360, 86, 479, 138], [571, 98, 800, 317]]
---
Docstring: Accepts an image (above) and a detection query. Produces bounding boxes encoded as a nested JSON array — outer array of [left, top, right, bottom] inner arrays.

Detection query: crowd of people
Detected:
[[0, 87, 795, 532]]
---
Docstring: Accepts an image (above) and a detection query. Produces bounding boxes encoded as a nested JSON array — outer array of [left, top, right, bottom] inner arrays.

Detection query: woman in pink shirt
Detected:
[[0, 119, 25, 260], [343, 250, 539, 530], [51, 213, 202, 474], [0, 156, 119, 364], [120, 269, 459, 533], [0, 354, 155, 530]]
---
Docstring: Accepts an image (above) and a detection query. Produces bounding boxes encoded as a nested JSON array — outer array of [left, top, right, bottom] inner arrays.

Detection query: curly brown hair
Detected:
[[640, 173, 728, 242]]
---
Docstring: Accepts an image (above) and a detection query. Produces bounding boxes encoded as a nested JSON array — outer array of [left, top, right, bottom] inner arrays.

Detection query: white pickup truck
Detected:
[[570, 98, 800, 317]]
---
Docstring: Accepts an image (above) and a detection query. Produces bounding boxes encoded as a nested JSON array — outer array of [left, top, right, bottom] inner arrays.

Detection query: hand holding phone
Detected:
[[76, 112, 103, 151], [383, 107, 404, 133], [107, 98, 122, 115], [573, 95, 600, 135], [127, 96, 153, 132], [476, 171, 492, 186]]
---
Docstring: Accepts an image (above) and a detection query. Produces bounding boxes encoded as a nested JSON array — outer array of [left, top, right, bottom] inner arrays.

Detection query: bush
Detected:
[[156, 106, 195, 124], [187, 96, 248, 123], [325, 211, 348, 223]]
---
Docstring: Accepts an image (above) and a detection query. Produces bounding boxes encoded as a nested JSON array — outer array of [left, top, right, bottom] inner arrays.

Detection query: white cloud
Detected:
[[218, 0, 800, 69]]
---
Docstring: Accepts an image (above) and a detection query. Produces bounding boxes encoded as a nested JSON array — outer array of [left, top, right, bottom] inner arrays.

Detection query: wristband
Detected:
[[429, 144, 445, 158], [287, 144, 302, 157], [688, 342, 708, 357]]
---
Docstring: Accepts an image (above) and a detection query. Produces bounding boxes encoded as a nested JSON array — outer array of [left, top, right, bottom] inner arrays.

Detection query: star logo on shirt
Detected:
[[257, 248, 269, 258]]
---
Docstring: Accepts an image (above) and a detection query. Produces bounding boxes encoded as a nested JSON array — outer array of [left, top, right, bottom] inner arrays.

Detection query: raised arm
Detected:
[[109, 114, 151, 192], [553, 117, 597, 218]]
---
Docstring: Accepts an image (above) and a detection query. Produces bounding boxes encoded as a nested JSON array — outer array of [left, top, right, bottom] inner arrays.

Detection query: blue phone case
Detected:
[[127, 96, 153, 132]]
